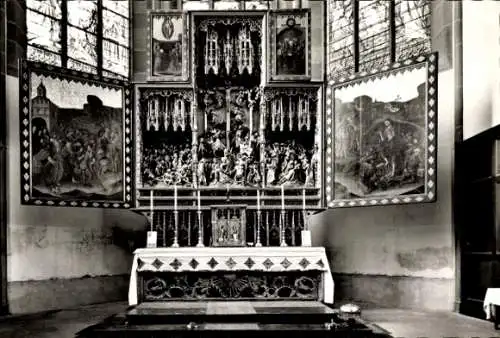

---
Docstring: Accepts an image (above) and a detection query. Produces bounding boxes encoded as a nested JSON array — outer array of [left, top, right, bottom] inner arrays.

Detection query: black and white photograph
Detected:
[[0, 1, 497, 338]]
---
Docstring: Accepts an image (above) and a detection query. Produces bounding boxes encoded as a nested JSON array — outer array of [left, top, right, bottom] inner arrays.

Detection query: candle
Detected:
[[302, 188, 306, 211], [150, 190, 154, 230], [257, 189, 260, 211], [281, 185, 285, 210], [174, 185, 178, 210], [197, 190, 201, 211], [150, 190, 154, 214]]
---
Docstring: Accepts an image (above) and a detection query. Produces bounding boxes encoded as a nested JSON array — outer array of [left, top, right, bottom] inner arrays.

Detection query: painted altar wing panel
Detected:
[[147, 11, 190, 83], [268, 9, 311, 82], [324, 52, 438, 208], [18, 60, 133, 209]]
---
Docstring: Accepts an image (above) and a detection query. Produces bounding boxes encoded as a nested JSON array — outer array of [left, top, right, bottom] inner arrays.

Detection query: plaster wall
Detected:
[[5, 76, 140, 313], [307, 0, 459, 311], [308, 67, 455, 311], [463, 1, 500, 139]]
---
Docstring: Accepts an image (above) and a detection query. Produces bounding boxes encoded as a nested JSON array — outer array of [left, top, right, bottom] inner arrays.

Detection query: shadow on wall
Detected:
[[105, 210, 149, 253]]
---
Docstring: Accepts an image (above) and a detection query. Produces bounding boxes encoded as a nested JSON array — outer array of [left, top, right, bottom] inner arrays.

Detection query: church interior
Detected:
[[1, 0, 500, 336]]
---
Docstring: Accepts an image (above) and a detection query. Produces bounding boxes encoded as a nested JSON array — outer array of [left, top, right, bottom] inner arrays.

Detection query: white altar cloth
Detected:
[[128, 246, 334, 306], [484, 288, 500, 320]]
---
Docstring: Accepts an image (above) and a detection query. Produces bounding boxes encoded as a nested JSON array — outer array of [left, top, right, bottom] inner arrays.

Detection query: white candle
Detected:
[[150, 190, 154, 230], [174, 185, 178, 210], [150, 190, 154, 214], [257, 189, 260, 211], [302, 189, 306, 211], [281, 185, 285, 210], [197, 190, 201, 211]]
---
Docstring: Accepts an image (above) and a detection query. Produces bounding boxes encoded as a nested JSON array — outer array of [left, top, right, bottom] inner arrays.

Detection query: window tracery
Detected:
[[327, 0, 431, 78], [27, 0, 131, 79]]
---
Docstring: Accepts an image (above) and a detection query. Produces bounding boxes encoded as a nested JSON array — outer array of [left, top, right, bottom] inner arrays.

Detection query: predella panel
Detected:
[[325, 53, 438, 208], [19, 60, 133, 208]]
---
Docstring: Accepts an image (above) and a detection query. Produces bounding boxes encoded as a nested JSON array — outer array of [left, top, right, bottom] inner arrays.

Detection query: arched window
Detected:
[[181, 0, 290, 11], [328, 0, 431, 79], [27, 0, 131, 79]]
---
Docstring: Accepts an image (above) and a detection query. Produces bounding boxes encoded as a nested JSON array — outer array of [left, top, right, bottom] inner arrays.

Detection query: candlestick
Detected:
[[196, 210, 204, 247], [172, 210, 179, 247], [280, 210, 287, 247], [174, 185, 178, 210], [197, 190, 201, 211], [255, 209, 262, 247], [257, 189, 260, 211], [302, 188, 306, 211], [281, 185, 285, 210], [150, 190, 154, 231]]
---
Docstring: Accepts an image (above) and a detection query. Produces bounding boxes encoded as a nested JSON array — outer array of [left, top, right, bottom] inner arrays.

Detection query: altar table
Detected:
[[128, 247, 334, 305]]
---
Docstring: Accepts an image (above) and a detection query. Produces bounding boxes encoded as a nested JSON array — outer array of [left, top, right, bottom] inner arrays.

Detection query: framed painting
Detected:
[[269, 9, 311, 82], [19, 60, 133, 208], [148, 11, 189, 82], [325, 53, 438, 208]]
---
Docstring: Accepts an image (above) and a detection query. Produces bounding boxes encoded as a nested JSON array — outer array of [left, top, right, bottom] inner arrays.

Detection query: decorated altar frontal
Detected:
[[128, 246, 334, 305]]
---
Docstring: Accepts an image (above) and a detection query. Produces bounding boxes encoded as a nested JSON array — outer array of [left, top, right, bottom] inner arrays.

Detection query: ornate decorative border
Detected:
[[325, 52, 438, 208], [147, 11, 190, 83], [268, 9, 311, 82], [19, 60, 133, 208]]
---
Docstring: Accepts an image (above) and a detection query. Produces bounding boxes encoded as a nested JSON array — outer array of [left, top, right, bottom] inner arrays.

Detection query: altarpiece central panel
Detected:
[[133, 10, 321, 249]]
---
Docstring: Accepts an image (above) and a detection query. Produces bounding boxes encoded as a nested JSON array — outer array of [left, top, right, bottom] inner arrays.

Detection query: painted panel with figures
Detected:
[[148, 11, 189, 82], [325, 53, 438, 208], [19, 61, 133, 208], [269, 9, 311, 81]]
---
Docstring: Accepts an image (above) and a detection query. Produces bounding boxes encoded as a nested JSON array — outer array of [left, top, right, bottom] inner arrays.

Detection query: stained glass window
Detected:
[[327, 0, 354, 78], [67, 0, 98, 33], [327, 0, 432, 78], [103, 1, 130, 78], [182, 0, 269, 10], [27, 0, 131, 78], [358, 0, 391, 72], [244, 1, 269, 10], [214, 0, 242, 10], [27, 1, 62, 66], [182, 0, 210, 10], [395, 0, 431, 61]]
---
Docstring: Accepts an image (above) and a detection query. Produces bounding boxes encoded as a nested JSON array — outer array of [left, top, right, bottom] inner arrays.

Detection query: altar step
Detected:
[[126, 300, 337, 325], [77, 301, 393, 337]]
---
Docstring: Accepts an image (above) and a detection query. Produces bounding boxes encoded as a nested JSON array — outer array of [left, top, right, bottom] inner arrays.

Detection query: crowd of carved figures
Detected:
[[139, 90, 320, 188], [142, 143, 193, 187], [264, 142, 318, 187], [138, 15, 319, 191]]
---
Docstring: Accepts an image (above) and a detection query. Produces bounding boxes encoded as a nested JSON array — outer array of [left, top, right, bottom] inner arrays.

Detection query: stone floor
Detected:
[[0, 302, 497, 338]]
